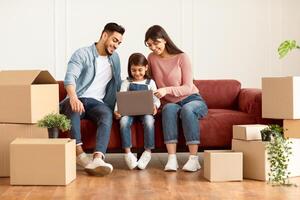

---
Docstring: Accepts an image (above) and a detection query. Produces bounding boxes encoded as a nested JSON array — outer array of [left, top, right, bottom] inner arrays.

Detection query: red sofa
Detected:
[[58, 80, 265, 153]]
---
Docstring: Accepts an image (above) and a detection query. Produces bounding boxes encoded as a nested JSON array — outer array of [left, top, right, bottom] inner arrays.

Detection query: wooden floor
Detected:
[[1, 153, 300, 200]]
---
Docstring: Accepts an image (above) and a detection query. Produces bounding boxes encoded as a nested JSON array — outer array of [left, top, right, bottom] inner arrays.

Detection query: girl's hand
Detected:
[[153, 106, 158, 115], [154, 88, 167, 99], [114, 111, 121, 120]]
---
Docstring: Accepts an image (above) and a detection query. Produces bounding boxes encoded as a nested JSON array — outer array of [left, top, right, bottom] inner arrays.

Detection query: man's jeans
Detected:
[[162, 94, 208, 145], [119, 115, 155, 149], [60, 97, 113, 154]]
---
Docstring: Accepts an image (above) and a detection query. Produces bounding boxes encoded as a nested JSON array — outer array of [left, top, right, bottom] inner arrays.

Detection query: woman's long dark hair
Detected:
[[144, 25, 183, 55], [127, 53, 151, 80]]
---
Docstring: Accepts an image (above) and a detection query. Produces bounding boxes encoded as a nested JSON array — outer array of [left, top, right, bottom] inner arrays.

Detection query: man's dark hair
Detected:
[[101, 22, 125, 36]]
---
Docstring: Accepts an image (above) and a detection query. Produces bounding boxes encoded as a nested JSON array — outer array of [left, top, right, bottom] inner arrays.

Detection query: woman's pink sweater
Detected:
[[148, 52, 199, 103]]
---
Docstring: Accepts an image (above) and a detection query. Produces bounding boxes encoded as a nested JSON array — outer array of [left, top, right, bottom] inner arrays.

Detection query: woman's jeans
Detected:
[[60, 97, 113, 154], [119, 115, 155, 149], [162, 94, 208, 145]]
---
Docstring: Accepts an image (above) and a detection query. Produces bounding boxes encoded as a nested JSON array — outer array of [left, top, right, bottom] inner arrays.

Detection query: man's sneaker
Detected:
[[76, 152, 92, 168], [137, 151, 151, 170], [182, 155, 201, 172], [84, 157, 113, 176], [124, 152, 138, 170], [164, 154, 179, 171]]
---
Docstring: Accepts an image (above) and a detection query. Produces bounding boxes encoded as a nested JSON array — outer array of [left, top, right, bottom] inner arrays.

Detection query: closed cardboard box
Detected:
[[0, 70, 59, 123], [233, 124, 267, 140], [232, 139, 300, 181], [0, 123, 47, 177], [10, 138, 76, 185], [262, 76, 300, 119], [283, 119, 300, 138], [204, 150, 243, 182]]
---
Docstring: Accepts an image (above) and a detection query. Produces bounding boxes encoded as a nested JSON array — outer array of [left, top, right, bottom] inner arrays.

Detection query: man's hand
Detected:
[[69, 96, 85, 113], [154, 88, 167, 99], [153, 106, 158, 115], [114, 111, 121, 120]]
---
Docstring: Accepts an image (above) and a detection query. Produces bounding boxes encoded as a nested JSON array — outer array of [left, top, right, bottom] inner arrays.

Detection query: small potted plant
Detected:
[[260, 124, 295, 186], [37, 113, 71, 138]]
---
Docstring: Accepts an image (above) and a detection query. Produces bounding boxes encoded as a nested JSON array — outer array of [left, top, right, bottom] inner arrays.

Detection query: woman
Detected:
[[145, 25, 208, 172]]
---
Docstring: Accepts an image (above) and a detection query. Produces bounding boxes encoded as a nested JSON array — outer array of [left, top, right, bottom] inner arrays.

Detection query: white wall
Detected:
[[0, 0, 300, 88]]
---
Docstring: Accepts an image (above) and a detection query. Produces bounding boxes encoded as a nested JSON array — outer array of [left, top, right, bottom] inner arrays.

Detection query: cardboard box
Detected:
[[0, 123, 48, 177], [204, 150, 243, 182], [10, 138, 76, 185], [0, 70, 59, 123], [232, 139, 300, 181], [283, 119, 300, 138], [233, 124, 267, 140], [262, 76, 300, 119]]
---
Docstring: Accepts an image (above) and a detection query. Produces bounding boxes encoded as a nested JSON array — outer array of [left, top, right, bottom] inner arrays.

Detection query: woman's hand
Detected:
[[114, 111, 121, 120], [154, 88, 167, 99], [153, 106, 158, 115]]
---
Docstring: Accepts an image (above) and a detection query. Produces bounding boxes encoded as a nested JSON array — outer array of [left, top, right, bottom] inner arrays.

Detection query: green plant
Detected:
[[261, 124, 283, 141], [278, 40, 300, 58], [37, 113, 71, 132], [261, 125, 295, 186]]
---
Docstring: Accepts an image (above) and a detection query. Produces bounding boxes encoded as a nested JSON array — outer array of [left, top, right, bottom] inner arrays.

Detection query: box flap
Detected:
[[0, 70, 57, 85]]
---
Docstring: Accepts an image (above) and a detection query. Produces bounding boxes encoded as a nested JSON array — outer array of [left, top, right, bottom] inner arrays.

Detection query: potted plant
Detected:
[[37, 113, 71, 138], [260, 125, 295, 186], [278, 40, 300, 58]]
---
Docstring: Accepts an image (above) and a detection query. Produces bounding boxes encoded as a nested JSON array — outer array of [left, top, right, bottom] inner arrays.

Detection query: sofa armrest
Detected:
[[58, 80, 67, 102], [238, 88, 262, 115]]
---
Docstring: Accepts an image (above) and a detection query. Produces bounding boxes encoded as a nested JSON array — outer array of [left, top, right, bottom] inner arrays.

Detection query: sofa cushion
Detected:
[[193, 80, 241, 109]]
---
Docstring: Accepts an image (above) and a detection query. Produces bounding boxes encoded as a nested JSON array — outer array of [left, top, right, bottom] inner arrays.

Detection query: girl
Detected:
[[144, 25, 208, 172], [114, 53, 160, 170]]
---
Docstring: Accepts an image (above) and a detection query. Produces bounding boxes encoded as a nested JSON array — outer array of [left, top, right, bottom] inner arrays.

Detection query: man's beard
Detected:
[[105, 47, 112, 56]]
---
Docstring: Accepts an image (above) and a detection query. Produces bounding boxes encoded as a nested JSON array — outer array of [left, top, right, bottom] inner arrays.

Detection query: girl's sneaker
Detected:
[[124, 152, 138, 170], [137, 151, 151, 170], [182, 155, 201, 172]]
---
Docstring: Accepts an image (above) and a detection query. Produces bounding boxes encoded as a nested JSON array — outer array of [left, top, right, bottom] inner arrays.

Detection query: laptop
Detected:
[[116, 90, 154, 116]]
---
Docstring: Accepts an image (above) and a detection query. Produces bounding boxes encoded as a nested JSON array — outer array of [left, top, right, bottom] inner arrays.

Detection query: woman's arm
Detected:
[[164, 54, 194, 97]]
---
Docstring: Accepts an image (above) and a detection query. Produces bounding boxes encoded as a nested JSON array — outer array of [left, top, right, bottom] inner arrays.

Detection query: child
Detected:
[[114, 53, 160, 170]]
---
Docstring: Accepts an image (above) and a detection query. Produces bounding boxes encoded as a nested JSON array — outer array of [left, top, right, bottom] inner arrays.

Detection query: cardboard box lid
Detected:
[[0, 70, 57, 85]]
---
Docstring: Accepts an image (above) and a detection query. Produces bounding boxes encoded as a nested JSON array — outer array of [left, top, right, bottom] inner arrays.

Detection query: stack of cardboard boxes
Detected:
[[230, 76, 300, 181], [0, 70, 76, 185]]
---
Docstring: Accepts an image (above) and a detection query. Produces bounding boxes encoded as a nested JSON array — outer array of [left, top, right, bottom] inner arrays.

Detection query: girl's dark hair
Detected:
[[144, 25, 183, 55], [127, 53, 151, 80]]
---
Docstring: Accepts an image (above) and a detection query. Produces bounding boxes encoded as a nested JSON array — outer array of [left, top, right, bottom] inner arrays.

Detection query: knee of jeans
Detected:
[[180, 106, 194, 118], [120, 116, 131, 129], [143, 115, 154, 127]]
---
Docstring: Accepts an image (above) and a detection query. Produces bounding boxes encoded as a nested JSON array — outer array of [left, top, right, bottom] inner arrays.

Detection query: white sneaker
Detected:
[[137, 151, 151, 170], [182, 155, 201, 172], [124, 152, 138, 170], [84, 157, 113, 176], [76, 152, 92, 168], [164, 154, 179, 171]]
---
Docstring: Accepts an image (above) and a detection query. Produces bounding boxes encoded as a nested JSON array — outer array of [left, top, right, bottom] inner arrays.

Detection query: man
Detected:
[[60, 22, 124, 176]]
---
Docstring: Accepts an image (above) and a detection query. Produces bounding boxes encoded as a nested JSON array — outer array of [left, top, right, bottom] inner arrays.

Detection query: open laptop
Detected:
[[116, 90, 154, 116]]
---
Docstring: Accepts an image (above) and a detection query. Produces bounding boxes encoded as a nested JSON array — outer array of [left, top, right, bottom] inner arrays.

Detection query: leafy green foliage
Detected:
[[37, 113, 71, 132], [261, 125, 296, 186], [261, 124, 283, 141], [278, 40, 300, 59]]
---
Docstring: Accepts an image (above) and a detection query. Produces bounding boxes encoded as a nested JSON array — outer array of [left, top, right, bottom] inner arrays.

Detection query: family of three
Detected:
[[60, 22, 208, 176]]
